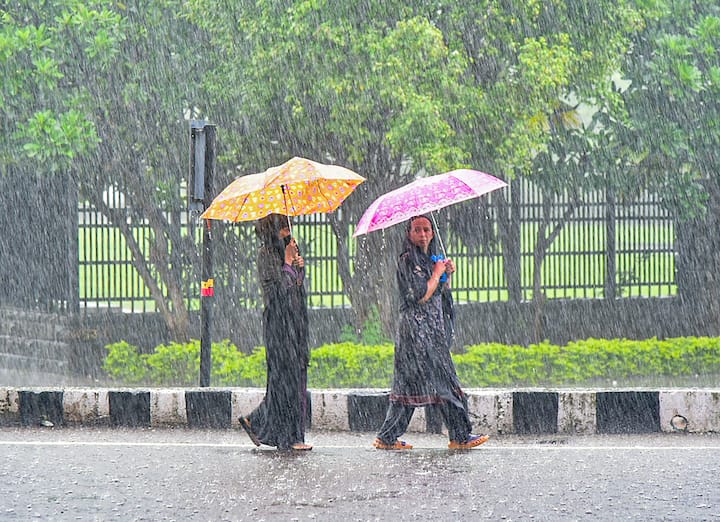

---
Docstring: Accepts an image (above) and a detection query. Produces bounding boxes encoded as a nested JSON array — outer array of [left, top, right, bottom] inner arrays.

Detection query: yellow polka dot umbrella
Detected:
[[201, 156, 366, 223]]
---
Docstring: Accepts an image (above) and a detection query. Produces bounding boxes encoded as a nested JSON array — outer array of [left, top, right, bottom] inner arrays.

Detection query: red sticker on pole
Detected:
[[201, 278, 214, 297]]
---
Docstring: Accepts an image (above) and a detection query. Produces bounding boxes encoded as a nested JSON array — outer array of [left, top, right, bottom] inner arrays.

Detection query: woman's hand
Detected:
[[432, 259, 448, 278], [284, 239, 299, 266], [444, 259, 456, 276], [419, 260, 447, 303], [284, 238, 304, 269]]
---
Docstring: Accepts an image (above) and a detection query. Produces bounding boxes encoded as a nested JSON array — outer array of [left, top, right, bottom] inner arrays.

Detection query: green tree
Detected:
[[433, 2, 644, 340], [1, 1, 122, 173], [619, 0, 720, 327], [187, 0, 643, 339], [1, 1, 213, 339]]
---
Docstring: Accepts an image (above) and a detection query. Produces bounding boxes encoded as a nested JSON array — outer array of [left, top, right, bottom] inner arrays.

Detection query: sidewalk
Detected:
[[1, 386, 719, 434]]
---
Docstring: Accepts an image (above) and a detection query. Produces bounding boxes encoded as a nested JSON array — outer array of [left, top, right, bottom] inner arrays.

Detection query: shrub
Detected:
[[104, 339, 262, 386], [103, 336, 720, 388], [103, 341, 147, 384], [308, 343, 394, 388]]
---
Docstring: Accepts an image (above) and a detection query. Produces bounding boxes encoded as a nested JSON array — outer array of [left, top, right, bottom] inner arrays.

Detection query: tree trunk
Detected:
[[675, 178, 720, 336], [330, 212, 399, 337], [90, 195, 191, 342], [531, 198, 576, 343], [496, 180, 522, 303]]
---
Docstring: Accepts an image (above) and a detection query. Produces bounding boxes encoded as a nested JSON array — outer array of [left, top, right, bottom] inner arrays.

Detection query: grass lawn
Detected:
[[78, 220, 676, 310]]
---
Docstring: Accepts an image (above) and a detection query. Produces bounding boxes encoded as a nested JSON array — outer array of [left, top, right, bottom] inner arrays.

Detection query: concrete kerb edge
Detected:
[[63, 388, 110, 425], [0, 388, 20, 424], [659, 389, 720, 433], [1, 387, 719, 434], [150, 389, 186, 427]]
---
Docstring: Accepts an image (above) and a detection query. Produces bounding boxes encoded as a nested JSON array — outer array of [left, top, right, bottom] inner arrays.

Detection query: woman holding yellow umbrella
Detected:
[[202, 157, 365, 450], [239, 213, 311, 450]]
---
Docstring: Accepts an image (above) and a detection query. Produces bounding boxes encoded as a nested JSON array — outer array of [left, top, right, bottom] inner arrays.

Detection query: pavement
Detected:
[[2, 427, 720, 520], [1, 386, 719, 435]]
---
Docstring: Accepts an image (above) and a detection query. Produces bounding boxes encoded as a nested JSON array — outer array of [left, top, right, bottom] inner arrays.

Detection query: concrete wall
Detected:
[[77, 295, 720, 354]]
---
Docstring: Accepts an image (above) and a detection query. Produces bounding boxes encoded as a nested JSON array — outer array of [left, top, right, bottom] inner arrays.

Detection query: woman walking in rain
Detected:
[[239, 213, 312, 451], [373, 215, 489, 450]]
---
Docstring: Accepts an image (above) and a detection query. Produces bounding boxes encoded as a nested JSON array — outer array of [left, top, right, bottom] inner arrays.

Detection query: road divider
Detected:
[[0, 387, 718, 434]]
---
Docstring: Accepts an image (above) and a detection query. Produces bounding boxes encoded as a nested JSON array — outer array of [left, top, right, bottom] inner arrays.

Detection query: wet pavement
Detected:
[[1, 428, 719, 521]]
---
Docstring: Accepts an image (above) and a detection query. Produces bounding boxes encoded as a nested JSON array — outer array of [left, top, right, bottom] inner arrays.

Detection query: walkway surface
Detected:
[[2, 427, 719, 520]]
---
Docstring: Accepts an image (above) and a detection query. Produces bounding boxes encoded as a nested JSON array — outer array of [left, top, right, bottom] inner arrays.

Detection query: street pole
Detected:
[[189, 121, 216, 387]]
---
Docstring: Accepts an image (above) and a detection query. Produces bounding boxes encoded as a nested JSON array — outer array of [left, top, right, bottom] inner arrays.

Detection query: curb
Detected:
[[1, 388, 718, 434]]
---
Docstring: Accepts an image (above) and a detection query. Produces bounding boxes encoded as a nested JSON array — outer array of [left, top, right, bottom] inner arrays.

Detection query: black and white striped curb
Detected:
[[1, 388, 718, 434]]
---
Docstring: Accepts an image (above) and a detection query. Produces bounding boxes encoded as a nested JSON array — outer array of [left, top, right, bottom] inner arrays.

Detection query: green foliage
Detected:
[[104, 336, 720, 388], [102, 341, 147, 383], [232, 347, 269, 386], [0, 1, 124, 170], [618, 0, 720, 219], [143, 340, 201, 386], [103, 339, 264, 386], [1, 1, 214, 341], [455, 337, 720, 386], [308, 343, 395, 388]]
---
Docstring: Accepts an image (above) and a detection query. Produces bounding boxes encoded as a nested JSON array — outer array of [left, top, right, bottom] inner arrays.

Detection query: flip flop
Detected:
[[373, 438, 413, 450], [448, 434, 489, 450]]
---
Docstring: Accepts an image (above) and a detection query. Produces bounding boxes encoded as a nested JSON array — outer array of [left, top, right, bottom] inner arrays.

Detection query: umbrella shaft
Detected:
[[430, 212, 447, 257], [281, 184, 294, 238]]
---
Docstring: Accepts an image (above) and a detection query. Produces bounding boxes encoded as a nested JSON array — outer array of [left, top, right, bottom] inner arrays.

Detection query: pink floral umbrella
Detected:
[[353, 169, 507, 247]]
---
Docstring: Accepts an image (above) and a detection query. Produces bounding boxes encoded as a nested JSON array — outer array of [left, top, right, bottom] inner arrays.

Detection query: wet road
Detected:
[[1, 428, 719, 521]]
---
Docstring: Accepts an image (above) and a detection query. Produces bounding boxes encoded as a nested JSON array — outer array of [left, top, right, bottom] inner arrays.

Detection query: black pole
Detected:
[[199, 125, 216, 387], [200, 227, 213, 386]]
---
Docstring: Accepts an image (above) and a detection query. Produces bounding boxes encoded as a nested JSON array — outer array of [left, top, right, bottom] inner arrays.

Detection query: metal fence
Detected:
[[77, 180, 676, 311]]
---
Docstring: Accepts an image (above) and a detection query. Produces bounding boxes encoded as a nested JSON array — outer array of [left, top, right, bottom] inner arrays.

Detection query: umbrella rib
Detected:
[[231, 192, 254, 222], [314, 182, 334, 211]]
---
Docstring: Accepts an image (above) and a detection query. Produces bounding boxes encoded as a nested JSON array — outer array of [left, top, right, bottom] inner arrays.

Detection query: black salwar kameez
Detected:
[[376, 239, 473, 444], [246, 227, 309, 449]]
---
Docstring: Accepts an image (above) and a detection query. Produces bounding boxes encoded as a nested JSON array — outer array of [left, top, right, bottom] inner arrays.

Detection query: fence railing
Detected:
[[77, 180, 676, 312]]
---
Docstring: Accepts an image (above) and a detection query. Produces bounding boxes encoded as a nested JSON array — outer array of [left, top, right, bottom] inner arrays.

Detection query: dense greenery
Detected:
[[3, 1, 719, 342], [185, 0, 648, 334], [103, 336, 720, 388], [1, 1, 210, 338]]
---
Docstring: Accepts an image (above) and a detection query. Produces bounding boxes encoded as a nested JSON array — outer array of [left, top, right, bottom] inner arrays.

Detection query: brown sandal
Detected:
[[239, 417, 261, 447], [291, 442, 313, 451], [448, 434, 489, 450], [373, 438, 413, 450]]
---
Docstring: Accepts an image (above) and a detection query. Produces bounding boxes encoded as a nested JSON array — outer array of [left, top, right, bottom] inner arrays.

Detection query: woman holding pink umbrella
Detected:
[[373, 215, 489, 450]]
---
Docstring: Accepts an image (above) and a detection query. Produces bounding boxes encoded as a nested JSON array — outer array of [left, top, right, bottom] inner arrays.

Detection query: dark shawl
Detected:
[[246, 214, 309, 448]]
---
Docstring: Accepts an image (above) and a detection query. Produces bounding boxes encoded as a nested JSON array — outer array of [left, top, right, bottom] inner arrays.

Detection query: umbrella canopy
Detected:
[[353, 169, 507, 237], [201, 156, 365, 222]]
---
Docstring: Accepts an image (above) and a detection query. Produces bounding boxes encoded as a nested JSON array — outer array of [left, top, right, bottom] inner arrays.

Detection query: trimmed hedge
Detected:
[[103, 337, 720, 388]]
